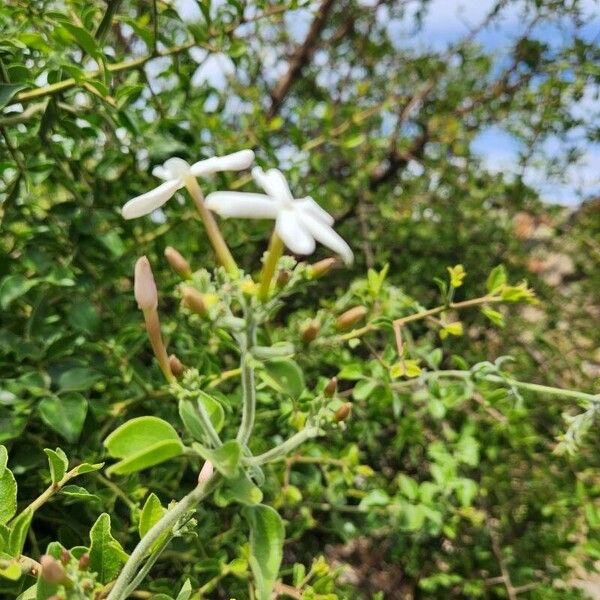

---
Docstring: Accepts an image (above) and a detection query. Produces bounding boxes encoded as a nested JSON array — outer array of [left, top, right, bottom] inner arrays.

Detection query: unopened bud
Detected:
[[240, 280, 257, 296], [134, 256, 158, 311], [78, 553, 90, 570], [334, 402, 352, 422], [277, 270, 291, 286], [40, 555, 67, 584], [309, 257, 337, 279], [182, 286, 207, 315], [164, 246, 192, 279], [336, 306, 367, 330], [169, 354, 185, 377], [198, 460, 214, 485], [60, 548, 70, 564], [302, 320, 320, 343], [324, 377, 337, 397]]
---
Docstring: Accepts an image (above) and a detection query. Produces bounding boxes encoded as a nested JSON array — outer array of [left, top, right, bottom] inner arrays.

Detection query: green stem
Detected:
[[236, 321, 257, 446], [106, 476, 220, 600], [258, 231, 284, 302], [392, 370, 599, 404], [184, 177, 239, 277], [245, 427, 320, 466]]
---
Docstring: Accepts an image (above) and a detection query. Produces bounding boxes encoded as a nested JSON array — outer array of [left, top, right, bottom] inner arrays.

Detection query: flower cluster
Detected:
[[122, 150, 353, 266]]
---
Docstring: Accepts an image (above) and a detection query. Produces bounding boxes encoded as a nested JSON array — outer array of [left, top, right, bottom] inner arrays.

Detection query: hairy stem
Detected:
[[392, 369, 599, 404], [245, 427, 320, 466], [236, 321, 257, 445], [106, 476, 220, 600]]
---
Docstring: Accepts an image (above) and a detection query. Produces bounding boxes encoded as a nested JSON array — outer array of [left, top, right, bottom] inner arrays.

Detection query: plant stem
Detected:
[[121, 532, 174, 598], [236, 321, 257, 446], [184, 177, 238, 276], [106, 476, 220, 600], [333, 294, 501, 343], [8, 466, 80, 525], [258, 231, 284, 302], [245, 427, 320, 466], [208, 367, 242, 388], [15, 5, 290, 104], [391, 369, 599, 404]]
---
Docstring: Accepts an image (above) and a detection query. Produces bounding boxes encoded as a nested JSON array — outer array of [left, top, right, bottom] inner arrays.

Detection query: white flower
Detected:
[[205, 167, 354, 265], [121, 150, 255, 220]]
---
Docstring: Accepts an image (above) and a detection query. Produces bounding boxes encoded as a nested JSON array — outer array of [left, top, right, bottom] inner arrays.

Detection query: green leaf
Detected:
[[215, 471, 263, 506], [58, 367, 101, 392], [0, 83, 27, 109], [0, 557, 21, 580], [0, 451, 17, 525], [192, 440, 241, 478], [175, 580, 193, 600], [0, 275, 39, 309], [139, 493, 167, 541], [0, 446, 7, 478], [72, 462, 104, 475], [44, 448, 68, 484], [60, 485, 100, 503], [261, 359, 305, 399], [481, 306, 505, 328], [38, 394, 88, 443], [88, 514, 128, 584], [104, 416, 184, 475], [243, 505, 284, 600], [8, 509, 32, 555], [486, 265, 507, 293], [179, 393, 224, 443], [447, 264, 466, 288], [57, 22, 100, 58]]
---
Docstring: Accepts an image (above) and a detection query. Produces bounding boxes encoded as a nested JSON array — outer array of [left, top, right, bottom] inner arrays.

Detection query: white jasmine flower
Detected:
[[122, 150, 255, 219], [205, 167, 353, 265]]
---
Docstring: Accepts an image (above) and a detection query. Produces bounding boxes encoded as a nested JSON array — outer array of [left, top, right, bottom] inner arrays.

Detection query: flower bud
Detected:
[[324, 376, 337, 398], [182, 286, 207, 315], [78, 553, 90, 570], [164, 246, 192, 279], [334, 402, 352, 422], [40, 555, 67, 584], [198, 460, 214, 485], [60, 548, 70, 564], [134, 256, 158, 311], [169, 354, 185, 377], [336, 306, 367, 330], [277, 269, 291, 286], [309, 257, 337, 279], [240, 280, 257, 297], [302, 320, 320, 343]]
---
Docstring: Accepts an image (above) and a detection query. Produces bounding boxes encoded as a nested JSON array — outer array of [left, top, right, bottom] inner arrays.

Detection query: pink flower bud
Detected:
[[169, 354, 185, 377], [134, 256, 158, 311], [40, 555, 67, 584], [198, 460, 214, 485], [164, 246, 192, 279]]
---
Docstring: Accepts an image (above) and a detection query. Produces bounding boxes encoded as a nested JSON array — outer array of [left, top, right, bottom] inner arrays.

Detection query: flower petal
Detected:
[[152, 165, 172, 181], [163, 157, 191, 179], [298, 212, 354, 265], [191, 149, 255, 177], [205, 191, 279, 218], [297, 197, 334, 226], [252, 167, 294, 201], [121, 180, 181, 220], [275, 209, 316, 255]]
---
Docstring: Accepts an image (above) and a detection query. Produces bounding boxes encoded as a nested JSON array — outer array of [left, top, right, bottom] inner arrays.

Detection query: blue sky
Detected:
[[174, 0, 600, 205]]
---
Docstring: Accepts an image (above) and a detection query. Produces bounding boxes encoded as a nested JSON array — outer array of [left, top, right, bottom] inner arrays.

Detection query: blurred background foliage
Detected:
[[0, 0, 599, 597]]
